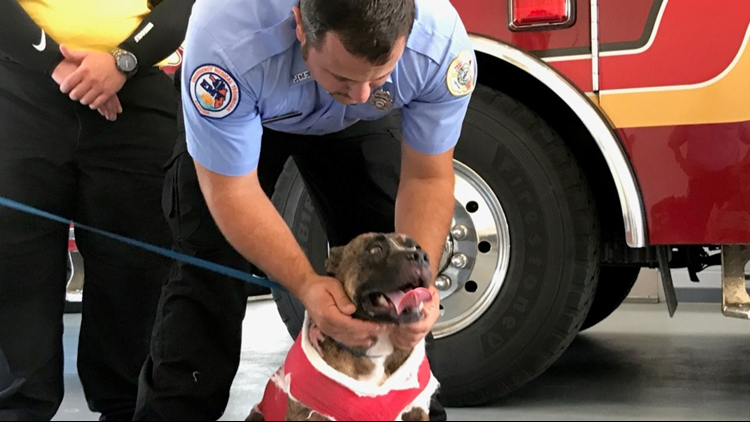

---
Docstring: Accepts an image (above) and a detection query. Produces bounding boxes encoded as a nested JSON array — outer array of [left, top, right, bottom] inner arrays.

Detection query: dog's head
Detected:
[[325, 233, 434, 325]]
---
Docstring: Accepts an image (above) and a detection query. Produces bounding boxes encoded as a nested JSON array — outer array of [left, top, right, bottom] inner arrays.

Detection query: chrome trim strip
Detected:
[[590, 0, 600, 92], [470, 35, 648, 248]]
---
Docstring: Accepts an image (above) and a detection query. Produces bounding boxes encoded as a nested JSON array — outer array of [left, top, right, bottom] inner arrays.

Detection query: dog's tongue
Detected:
[[386, 288, 432, 314]]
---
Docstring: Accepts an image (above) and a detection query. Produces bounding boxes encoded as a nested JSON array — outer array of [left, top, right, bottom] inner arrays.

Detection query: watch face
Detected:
[[118, 54, 137, 72]]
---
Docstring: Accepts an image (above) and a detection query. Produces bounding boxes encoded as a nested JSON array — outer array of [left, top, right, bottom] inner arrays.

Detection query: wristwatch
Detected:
[[110, 48, 138, 78]]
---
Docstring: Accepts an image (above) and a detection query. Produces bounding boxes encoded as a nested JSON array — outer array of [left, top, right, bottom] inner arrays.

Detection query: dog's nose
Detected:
[[408, 250, 429, 264]]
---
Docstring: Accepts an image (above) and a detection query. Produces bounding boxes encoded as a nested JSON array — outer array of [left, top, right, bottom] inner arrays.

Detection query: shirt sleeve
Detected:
[[181, 25, 263, 177], [401, 23, 477, 155], [118, 0, 194, 70], [0, 1, 64, 75]]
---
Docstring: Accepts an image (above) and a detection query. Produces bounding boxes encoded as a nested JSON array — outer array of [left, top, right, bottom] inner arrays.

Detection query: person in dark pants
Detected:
[[0, 1, 193, 420], [136, 82, 415, 420], [135, 0, 477, 420]]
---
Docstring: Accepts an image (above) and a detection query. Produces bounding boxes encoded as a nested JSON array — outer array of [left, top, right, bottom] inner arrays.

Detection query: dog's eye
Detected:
[[369, 245, 383, 254]]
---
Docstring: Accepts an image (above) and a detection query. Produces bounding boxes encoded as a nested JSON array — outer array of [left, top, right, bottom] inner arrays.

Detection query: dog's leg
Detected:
[[402, 408, 429, 421], [285, 397, 331, 421]]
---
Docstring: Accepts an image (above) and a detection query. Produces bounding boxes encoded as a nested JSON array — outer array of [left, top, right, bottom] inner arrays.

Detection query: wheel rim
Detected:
[[432, 160, 511, 339]]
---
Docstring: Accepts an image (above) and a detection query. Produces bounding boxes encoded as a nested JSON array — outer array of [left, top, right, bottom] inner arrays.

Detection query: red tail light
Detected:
[[509, 0, 574, 30]]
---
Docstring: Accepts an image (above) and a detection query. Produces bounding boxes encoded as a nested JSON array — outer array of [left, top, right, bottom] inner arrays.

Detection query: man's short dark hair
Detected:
[[300, 0, 416, 65]]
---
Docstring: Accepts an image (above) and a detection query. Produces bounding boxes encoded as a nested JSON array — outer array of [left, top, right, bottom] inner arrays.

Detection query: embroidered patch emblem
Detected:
[[369, 89, 393, 111], [446, 50, 475, 97], [190, 65, 240, 119]]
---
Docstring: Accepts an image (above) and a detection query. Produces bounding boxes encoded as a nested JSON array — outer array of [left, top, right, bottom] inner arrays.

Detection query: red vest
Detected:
[[255, 333, 436, 421]]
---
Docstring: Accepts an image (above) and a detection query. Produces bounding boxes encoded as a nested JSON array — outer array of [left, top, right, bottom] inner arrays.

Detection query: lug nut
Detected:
[[451, 253, 468, 269], [451, 224, 468, 240], [435, 275, 452, 291]]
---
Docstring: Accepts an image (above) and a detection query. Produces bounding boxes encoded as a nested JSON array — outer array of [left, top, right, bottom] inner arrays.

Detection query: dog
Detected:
[[247, 233, 439, 421]]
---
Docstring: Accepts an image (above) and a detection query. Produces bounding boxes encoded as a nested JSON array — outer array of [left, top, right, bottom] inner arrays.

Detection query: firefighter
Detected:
[[134, 0, 476, 420], [0, 1, 193, 420]]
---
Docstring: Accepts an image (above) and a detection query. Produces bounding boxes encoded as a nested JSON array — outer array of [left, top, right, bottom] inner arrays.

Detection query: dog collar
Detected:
[[332, 339, 386, 359], [309, 319, 386, 358]]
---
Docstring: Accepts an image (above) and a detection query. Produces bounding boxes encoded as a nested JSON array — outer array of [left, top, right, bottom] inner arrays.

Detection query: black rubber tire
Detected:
[[271, 85, 600, 407], [579, 266, 640, 331], [271, 166, 325, 337]]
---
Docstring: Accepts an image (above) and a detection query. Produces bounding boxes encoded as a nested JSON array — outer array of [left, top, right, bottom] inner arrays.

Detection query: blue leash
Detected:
[[0, 195, 284, 291]]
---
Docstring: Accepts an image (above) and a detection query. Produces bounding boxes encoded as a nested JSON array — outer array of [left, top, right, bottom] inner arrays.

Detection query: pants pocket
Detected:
[[162, 153, 182, 235]]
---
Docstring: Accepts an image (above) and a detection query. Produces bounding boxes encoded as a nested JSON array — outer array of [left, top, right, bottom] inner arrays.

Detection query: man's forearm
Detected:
[[395, 175, 455, 284], [118, 0, 194, 70], [0, 1, 64, 74], [195, 162, 317, 298]]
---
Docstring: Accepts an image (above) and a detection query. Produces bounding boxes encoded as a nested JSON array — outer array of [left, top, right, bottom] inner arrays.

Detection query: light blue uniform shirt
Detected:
[[182, 0, 477, 177]]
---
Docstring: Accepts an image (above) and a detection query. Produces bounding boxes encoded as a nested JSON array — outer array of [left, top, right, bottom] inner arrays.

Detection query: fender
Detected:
[[469, 34, 648, 248]]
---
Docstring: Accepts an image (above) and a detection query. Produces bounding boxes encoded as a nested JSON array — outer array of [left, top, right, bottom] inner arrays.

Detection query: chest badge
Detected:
[[369, 89, 393, 111]]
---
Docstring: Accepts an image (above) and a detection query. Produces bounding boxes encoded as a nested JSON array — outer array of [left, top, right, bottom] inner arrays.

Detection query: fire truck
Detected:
[[67, 0, 750, 408], [269, 0, 750, 407]]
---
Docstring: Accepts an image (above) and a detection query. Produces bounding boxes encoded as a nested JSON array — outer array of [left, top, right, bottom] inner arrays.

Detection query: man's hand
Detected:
[[96, 95, 123, 121], [51, 59, 78, 86], [389, 286, 440, 350], [51, 58, 122, 121], [298, 275, 385, 348], [58, 44, 127, 110]]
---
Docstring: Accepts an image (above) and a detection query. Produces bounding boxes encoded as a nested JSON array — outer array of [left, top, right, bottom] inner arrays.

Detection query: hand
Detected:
[[389, 286, 440, 350], [52, 59, 122, 121], [298, 275, 386, 348], [58, 44, 127, 109], [51, 59, 78, 86], [96, 95, 123, 122]]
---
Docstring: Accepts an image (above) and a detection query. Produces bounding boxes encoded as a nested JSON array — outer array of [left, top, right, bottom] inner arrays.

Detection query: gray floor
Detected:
[[53, 302, 750, 421]]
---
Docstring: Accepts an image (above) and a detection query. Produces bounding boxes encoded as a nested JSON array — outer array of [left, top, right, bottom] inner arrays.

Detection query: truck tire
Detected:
[[271, 85, 600, 406], [579, 266, 640, 331]]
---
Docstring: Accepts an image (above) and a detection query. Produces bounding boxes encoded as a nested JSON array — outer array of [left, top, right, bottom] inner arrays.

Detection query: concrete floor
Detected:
[[52, 302, 750, 421]]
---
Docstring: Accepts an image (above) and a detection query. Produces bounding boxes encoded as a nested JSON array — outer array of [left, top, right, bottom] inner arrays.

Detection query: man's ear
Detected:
[[325, 246, 345, 276], [292, 7, 306, 44]]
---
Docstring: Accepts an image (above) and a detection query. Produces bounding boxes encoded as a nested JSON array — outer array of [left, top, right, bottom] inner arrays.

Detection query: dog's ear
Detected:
[[325, 246, 345, 276]]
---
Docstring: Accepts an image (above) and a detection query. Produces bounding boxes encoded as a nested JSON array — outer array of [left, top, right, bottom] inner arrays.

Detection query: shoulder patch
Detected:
[[446, 50, 475, 97], [190, 65, 241, 119]]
